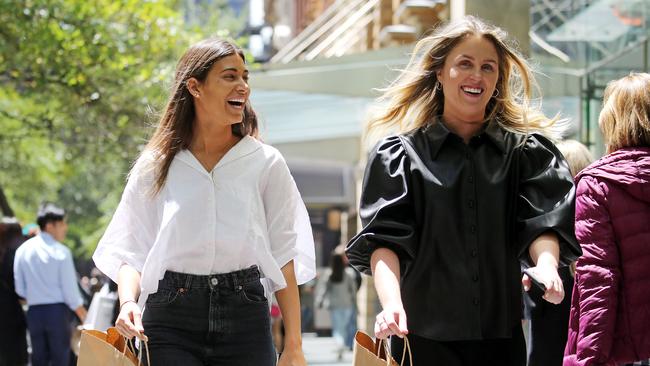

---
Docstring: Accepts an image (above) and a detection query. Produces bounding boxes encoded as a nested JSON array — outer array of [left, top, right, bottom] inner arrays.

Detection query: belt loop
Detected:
[[184, 274, 192, 290], [232, 272, 239, 290]]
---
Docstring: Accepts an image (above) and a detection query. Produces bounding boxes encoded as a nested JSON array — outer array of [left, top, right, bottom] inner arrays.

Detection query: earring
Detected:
[[434, 80, 442, 91], [492, 88, 499, 98]]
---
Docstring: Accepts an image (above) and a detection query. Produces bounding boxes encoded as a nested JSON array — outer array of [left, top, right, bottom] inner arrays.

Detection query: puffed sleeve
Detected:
[[346, 136, 418, 275], [262, 152, 316, 287], [92, 156, 161, 282], [571, 175, 619, 365], [517, 134, 581, 267]]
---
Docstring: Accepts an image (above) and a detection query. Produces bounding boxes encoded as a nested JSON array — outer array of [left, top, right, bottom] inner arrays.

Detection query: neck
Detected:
[[190, 118, 237, 155], [441, 114, 485, 143]]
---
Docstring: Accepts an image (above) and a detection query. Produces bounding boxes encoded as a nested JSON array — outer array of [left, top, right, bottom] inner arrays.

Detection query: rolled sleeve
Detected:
[[93, 158, 160, 282], [516, 134, 582, 267], [346, 136, 418, 275], [263, 153, 316, 286]]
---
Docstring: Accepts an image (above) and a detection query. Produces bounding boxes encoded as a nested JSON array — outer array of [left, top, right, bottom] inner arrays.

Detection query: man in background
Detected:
[[14, 203, 86, 366]]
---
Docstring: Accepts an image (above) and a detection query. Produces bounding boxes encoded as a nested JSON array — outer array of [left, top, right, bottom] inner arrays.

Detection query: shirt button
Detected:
[[210, 278, 218, 286], [472, 274, 479, 282], [468, 176, 474, 183], [465, 152, 471, 159], [470, 225, 476, 234], [473, 298, 480, 306], [471, 249, 478, 257], [468, 200, 474, 208]]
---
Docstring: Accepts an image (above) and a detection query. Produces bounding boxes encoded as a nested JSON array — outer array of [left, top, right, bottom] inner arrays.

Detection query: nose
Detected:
[[237, 78, 249, 94]]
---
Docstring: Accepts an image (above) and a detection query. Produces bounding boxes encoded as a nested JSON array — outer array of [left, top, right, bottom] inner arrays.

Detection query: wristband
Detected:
[[119, 300, 137, 309]]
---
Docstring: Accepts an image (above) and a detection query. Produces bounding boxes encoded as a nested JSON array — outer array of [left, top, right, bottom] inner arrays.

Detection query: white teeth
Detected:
[[462, 86, 482, 94]]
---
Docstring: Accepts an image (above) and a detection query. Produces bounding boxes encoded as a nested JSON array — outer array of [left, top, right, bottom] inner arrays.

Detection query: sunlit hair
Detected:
[[365, 15, 564, 146], [598, 72, 650, 154], [136, 38, 258, 195], [555, 139, 594, 177]]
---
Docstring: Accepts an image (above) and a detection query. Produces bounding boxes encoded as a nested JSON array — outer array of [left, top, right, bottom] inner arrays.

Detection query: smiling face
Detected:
[[190, 54, 250, 127], [437, 35, 499, 125]]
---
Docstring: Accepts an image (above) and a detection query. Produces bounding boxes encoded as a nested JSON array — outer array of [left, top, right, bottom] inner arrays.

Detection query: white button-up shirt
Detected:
[[93, 136, 316, 307]]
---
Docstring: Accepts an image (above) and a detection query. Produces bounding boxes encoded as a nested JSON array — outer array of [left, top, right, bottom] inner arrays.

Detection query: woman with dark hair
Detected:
[[315, 252, 357, 359], [0, 217, 28, 366], [93, 38, 316, 365]]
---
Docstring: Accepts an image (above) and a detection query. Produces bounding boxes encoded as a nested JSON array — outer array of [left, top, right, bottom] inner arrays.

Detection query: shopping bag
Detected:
[[352, 330, 412, 366], [77, 327, 149, 366]]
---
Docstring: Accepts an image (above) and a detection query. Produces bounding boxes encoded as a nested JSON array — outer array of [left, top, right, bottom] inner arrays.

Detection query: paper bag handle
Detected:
[[374, 336, 413, 366], [123, 337, 151, 366]]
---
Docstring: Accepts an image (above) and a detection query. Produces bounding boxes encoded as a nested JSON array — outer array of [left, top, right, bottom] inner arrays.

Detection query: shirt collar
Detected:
[[40, 232, 57, 245], [176, 135, 262, 174], [424, 117, 507, 159]]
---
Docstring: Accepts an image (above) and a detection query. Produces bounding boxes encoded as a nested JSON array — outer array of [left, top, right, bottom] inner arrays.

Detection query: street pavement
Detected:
[[302, 334, 353, 366]]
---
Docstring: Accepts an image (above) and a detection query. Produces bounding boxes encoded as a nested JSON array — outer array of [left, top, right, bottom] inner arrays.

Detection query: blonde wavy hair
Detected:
[[599, 72, 650, 153], [365, 16, 563, 145]]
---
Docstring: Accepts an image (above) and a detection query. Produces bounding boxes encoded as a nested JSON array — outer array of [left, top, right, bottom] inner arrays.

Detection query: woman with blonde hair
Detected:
[[93, 38, 315, 365], [346, 15, 581, 365], [564, 73, 650, 366]]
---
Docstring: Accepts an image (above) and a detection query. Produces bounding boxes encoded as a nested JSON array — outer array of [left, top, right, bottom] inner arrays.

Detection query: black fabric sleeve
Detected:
[[346, 136, 418, 275], [517, 133, 582, 267]]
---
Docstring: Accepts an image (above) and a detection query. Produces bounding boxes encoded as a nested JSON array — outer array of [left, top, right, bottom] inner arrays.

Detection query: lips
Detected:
[[227, 99, 245, 109], [461, 86, 483, 95]]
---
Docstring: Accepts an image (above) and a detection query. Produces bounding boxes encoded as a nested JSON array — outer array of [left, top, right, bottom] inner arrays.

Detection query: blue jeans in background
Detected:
[[330, 307, 355, 349]]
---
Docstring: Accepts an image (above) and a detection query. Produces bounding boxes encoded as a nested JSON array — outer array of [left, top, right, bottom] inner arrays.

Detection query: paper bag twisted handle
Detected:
[[376, 336, 413, 366]]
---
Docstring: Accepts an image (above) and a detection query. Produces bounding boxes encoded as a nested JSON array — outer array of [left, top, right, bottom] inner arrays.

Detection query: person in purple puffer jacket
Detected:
[[564, 72, 650, 366]]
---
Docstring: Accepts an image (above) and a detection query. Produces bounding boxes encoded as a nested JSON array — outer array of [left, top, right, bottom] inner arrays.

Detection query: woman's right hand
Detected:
[[374, 302, 408, 339], [115, 301, 147, 341]]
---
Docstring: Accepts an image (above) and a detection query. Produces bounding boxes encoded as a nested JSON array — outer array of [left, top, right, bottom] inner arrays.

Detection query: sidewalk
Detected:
[[302, 334, 353, 366]]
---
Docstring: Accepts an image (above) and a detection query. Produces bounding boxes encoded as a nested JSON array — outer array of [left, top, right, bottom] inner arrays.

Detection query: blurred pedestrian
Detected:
[[92, 38, 316, 366], [522, 139, 594, 366], [564, 73, 650, 366], [13, 203, 87, 366], [316, 252, 357, 359], [0, 217, 28, 366], [346, 15, 581, 366]]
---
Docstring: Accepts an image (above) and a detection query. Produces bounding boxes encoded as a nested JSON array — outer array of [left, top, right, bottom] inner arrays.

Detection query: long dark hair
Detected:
[[329, 252, 345, 283], [0, 218, 24, 264], [141, 38, 259, 194]]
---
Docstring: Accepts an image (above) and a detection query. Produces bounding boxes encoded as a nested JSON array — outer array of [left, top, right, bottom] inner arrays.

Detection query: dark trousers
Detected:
[[391, 324, 526, 366], [142, 266, 276, 365], [26, 303, 71, 366], [523, 266, 573, 366]]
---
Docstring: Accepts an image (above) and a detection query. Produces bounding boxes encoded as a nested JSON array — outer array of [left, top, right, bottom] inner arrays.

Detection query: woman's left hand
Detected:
[[277, 347, 306, 366], [522, 264, 564, 304]]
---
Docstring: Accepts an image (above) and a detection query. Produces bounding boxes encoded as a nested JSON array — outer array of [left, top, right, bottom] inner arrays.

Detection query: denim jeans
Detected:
[[142, 266, 276, 365]]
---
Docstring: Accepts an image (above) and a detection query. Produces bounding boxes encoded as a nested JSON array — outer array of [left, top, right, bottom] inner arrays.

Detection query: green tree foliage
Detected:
[[0, 0, 246, 259]]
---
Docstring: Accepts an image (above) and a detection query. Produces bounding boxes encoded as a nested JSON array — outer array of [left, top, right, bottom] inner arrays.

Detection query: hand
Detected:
[[374, 302, 408, 339], [277, 346, 306, 366], [522, 265, 564, 304], [115, 301, 147, 341]]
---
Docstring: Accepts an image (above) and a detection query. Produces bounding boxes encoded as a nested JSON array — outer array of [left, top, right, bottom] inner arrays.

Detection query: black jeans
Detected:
[[391, 324, 526, 366], [142, 266, 276, 365]]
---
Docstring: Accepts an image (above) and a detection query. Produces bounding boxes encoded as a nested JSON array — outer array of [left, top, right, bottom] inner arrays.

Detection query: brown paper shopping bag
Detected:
[[77, 327, 149, 366], [352, 330, 412, 366]]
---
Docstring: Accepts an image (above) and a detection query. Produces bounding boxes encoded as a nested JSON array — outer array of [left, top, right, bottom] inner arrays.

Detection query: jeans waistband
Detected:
[[159, 266, 261, 290]]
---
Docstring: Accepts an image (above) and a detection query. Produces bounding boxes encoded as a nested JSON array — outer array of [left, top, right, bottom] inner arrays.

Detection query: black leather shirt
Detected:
[[346, 118, 581, 341]]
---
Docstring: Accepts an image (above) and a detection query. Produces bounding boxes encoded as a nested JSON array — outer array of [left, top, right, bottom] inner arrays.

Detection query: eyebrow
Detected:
[[221, 67, 249, 74], [459, 54, 498, 64]]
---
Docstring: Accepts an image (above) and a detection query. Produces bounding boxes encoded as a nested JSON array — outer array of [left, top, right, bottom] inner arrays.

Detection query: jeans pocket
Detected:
[[146, 288, 181, 307], [239, 281, 267, 304]]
